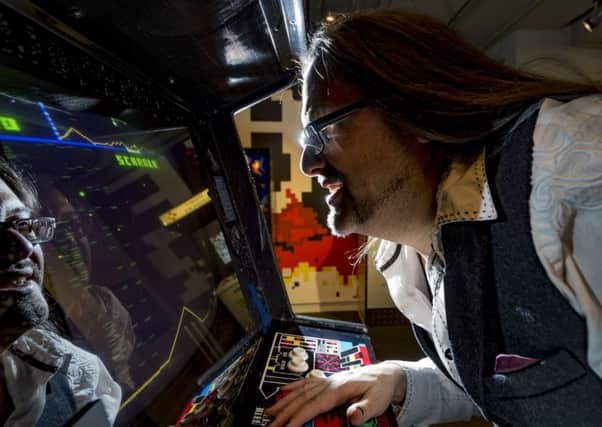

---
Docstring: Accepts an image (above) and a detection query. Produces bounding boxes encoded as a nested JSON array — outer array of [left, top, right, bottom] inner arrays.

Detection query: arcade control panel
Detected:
[[177, 322, 396, 426]]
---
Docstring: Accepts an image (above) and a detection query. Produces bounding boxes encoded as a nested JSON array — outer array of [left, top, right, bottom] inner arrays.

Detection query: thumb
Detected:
[[346, 400, 372, 426]]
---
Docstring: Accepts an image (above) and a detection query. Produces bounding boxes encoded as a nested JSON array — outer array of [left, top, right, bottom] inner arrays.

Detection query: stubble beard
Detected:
[[327, 175, 406, 237], [327, 205, 360, 237], [0, 267, 49, 349]]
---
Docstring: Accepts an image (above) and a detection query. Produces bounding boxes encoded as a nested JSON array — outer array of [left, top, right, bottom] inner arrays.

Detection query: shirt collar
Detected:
[[375, 147, 499, 277], [435, 147, 498, 227]]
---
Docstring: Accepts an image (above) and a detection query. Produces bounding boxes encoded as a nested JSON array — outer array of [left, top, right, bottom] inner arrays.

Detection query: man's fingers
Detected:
[[281, 392, 334, 427], [282, 378, 368, 427], [266, 378, 324, 415], [280, 377, 326, 391], [267, 369, 379, 427], [266, 380, 327, 427], [347, 400, 370, 426], [346, 386, 390, 426], [281, 379, 305, 391], [267, 394, 306, 427]]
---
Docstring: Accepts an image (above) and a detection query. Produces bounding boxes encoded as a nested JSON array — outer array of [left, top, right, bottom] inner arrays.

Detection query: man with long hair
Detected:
[[0, 159, 121, 426], [267, 9, 602, 427]]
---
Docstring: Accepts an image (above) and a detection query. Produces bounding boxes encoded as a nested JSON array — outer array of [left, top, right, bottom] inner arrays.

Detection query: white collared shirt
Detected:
[[375, 95, 602, 426], [1, 328, 122, 426]]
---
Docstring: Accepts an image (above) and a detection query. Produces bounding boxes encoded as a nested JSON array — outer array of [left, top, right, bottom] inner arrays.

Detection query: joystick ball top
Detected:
[[289, 347, 308, 360]]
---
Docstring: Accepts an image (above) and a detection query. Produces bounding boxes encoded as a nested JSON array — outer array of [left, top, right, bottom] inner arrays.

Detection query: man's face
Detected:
[[0, 178, 48, 343], [300, 68, 429, 238]]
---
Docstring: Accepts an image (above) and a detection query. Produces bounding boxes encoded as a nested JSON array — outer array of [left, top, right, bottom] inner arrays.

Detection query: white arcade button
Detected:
[[287, 357, 309, 373], [288, 347, 308, 360]]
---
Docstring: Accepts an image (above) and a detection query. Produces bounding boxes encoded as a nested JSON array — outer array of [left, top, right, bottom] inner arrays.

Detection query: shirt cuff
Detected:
[[392, 358, 477, 426]]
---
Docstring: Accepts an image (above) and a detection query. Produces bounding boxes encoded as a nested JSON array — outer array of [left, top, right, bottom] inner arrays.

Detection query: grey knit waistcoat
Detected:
[[413, 105, 602, 426]]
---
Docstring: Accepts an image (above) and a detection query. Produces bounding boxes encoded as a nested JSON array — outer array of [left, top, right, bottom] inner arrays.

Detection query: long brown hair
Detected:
[[0, 158, 38, 212], [302, 9, 601, 144]]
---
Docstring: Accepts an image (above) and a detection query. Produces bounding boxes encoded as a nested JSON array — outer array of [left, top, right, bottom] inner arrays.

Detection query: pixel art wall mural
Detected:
[[235, 89, 365, 312]]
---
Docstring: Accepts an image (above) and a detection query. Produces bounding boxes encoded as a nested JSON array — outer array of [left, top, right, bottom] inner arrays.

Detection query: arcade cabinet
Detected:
[[0, 1, 394, 425]]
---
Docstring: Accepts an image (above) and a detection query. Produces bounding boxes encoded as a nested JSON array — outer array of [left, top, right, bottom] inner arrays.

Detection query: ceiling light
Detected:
[[325, 14, 335, 23], [584, 1, 602, 32]]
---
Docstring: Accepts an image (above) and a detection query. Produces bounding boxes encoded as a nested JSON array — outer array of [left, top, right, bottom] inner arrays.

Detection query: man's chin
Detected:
[[327, 209, 358, 237], [0, 286, 49, 337]]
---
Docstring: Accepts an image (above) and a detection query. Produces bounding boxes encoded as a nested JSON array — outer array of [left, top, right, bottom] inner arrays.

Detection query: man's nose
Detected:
[[300, 146, 327, 177], [1, 228, 35, 264]]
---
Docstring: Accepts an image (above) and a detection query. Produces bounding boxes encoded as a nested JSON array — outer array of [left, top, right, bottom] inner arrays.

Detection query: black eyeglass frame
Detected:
[[0, 217, 56, 244], [302, 100, 368, 155]]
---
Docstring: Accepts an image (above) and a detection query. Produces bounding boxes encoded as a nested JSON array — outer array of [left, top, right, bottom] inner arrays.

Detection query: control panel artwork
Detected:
[[176, 341, 261, 425], [176, 332, 395, 427]]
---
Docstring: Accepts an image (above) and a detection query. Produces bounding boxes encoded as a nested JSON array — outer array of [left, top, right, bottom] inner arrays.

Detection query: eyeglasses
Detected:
[[0, 217, 56, 244], [302, 100, 368, 155]]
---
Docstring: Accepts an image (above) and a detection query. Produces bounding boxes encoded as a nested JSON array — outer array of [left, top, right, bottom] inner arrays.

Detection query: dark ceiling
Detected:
[[305, 0, 602, 50]]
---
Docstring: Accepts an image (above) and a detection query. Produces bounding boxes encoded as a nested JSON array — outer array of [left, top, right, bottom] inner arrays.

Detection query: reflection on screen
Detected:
[[0, 93, 251, 425]]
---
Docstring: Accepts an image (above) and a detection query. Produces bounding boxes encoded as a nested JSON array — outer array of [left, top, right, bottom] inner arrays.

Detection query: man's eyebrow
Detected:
[[5, 205, 32, 218]]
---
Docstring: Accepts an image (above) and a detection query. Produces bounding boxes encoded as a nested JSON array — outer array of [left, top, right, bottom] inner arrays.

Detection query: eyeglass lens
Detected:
[[303, 127, 324, 155], [8, 218, 55, 243]]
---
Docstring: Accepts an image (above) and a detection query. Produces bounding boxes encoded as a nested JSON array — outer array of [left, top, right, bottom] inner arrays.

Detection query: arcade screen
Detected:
[[0, 89, 254, 425]]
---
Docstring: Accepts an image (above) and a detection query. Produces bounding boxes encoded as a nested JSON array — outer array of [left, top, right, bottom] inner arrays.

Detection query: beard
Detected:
[[0, 290, 49, 349], [0, 265, 49, 348], [327, 175, 406, 237], [327, 188, 361, 237], [0, 289, 49, 327]]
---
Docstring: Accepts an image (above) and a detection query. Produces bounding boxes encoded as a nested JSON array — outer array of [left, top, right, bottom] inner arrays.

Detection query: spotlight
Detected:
[[584, 1, 602, 32], [325, 14, 335, 23]]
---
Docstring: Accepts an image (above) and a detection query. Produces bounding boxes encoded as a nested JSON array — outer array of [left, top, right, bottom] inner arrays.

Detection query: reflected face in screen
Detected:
[[0, 178, 48, 345]]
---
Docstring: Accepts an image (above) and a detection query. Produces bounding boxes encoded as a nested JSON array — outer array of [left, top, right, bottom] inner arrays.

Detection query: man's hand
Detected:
[[265, 361, 406, 427]]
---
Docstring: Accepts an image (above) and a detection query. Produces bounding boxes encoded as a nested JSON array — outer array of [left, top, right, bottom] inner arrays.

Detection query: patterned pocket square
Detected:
[[494, 354, 541, 374]]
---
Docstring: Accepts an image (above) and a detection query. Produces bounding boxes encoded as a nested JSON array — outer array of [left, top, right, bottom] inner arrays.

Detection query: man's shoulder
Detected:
[[535, 95, 602, 143], [532, 94, 602, 190], [539, 94, 602, 117]]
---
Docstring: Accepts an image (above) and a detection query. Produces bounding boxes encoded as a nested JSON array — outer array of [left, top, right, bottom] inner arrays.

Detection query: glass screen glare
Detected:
[[0, 92, 251, 425]]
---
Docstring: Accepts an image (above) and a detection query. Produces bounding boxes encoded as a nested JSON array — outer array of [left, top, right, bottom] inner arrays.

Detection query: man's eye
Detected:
[[321, 127, 335, 141], [14, 220, 34, 236], [324, 120, 347, 139]]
